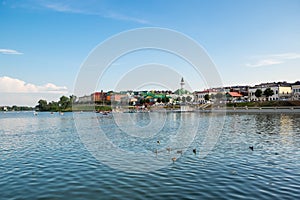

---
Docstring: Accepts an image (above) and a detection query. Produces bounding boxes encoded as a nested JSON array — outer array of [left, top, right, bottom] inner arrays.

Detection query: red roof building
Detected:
[[227, 92, 243, 97]]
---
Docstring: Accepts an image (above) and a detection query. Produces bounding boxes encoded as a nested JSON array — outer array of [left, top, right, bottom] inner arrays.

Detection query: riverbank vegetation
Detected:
[[36, 95, 76, 112], [36, 95, 112, 112], [0, 105, 34, 111], [227, 100, 300, 108], [34, 94, 300, 112]]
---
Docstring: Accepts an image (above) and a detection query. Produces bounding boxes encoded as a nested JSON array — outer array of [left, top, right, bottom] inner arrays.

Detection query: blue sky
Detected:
[[1, 0, 300, 106]]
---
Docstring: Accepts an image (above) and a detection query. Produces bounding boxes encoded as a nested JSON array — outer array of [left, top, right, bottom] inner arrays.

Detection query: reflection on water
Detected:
[[0, 111, 300, 199], [279, 114, 293, 135]]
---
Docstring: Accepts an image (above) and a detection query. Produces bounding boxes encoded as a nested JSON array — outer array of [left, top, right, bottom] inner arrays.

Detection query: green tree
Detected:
[[12, 105, 18, 111], [49, 101, 59, 111], [145, 98, 150, 104], [181, 96, 186, 103], [255, 89, 263, 100], [59, 96, 70, 110], [263, 88, 274, 100], [204, 94, 210, 101], [69, 95, 76, 104], [215, 93, 223, 99], [162, 97, 170, 103], [139, 99, 145, 105], [36, 99, 49, 111], [186, 96, 192, 102]]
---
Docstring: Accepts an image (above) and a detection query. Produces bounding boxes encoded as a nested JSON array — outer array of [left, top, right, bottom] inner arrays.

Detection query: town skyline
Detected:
[[1, 78, 300, 107]]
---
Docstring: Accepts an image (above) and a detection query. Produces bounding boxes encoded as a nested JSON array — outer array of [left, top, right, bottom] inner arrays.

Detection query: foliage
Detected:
[[204, 94, 210, 101], [255, 89, 262, 98], [263, 88, 274, 99], [95, 105, 112, 111], [36, 95, 76, 112], [59, 96, 70, 110], [227, 100, 295, 107], [186, 96, 192, 102], [139, 98, 145, 105], [181, 96, 186, 103], [37, 99, 49, 111], [162, 97, 170, 103], [215, 93, 224, 99], [0, 105, 34, 111]]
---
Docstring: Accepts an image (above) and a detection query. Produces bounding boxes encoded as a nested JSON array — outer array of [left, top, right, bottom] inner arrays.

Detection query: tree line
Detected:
[[254, 88, 274, 100], [0, 105, 34, 112], [36, 95, 76, 112]]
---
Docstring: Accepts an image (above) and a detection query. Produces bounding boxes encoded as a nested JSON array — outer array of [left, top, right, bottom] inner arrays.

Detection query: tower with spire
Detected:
[[180, 77, 185, 90]]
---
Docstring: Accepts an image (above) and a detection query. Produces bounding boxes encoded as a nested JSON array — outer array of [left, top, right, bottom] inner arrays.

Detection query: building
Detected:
[[92, 91, 107, 103], [172, 78, 194, 103], [225, 86, 249, 99], [77, 95, 92, 103], [194, 89, 218, 104], [249, 82, 292, 101], [110, 94, 128, 102], [292, 82, 300, 100], [226, 92, 243, 102]]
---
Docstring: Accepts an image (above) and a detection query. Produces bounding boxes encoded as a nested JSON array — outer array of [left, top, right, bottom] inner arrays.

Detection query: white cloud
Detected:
[[42, 2, 150, 24], [246, 59, 283, 67], [0, 76, 68, 93], [105, 12, 150, 24], [246, 52, 300, 67], [269, 53, 300, 59], [44, 3, 86, 14], [0, 49, 23, 55]]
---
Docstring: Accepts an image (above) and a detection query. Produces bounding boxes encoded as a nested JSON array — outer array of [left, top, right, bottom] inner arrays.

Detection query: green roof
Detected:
[[174, 89, 191, 95]]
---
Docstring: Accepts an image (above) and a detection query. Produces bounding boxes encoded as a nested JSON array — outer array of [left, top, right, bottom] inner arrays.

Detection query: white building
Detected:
[[248, 83, 291, 101], [77, 95, 92, 103], [194, 89, 219, 104], [292, 83, 300, 100]]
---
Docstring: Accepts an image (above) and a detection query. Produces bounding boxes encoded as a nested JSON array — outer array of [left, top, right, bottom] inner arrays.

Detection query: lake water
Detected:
[[0, 111, 299, 199]]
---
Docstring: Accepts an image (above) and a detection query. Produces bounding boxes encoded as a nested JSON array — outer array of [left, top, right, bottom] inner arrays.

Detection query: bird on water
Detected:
[[193, 148, 197, 155], [172, 157, 177, 163], [249, 146, 254, 151], [166, 147, 172, 152]]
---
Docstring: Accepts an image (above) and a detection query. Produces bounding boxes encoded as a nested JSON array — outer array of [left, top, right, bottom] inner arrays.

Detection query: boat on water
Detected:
[[102, 111, 109, 115]]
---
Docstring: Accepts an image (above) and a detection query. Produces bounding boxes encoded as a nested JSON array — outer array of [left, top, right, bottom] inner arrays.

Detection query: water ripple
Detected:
[[0, 112, 300, 199]]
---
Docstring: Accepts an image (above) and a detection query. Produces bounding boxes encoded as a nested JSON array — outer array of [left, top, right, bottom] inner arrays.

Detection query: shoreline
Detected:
[[2, 106, 300, 114], [196, 107, 300, 114]]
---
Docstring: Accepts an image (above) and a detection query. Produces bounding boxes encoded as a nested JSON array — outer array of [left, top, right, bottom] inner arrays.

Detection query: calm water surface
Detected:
[[0, 111, 299, 200]]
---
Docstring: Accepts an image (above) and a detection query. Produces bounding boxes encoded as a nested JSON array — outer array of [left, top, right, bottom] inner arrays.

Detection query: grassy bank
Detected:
[[71, 104, 112, 112], [227, 100, 300, 107]]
